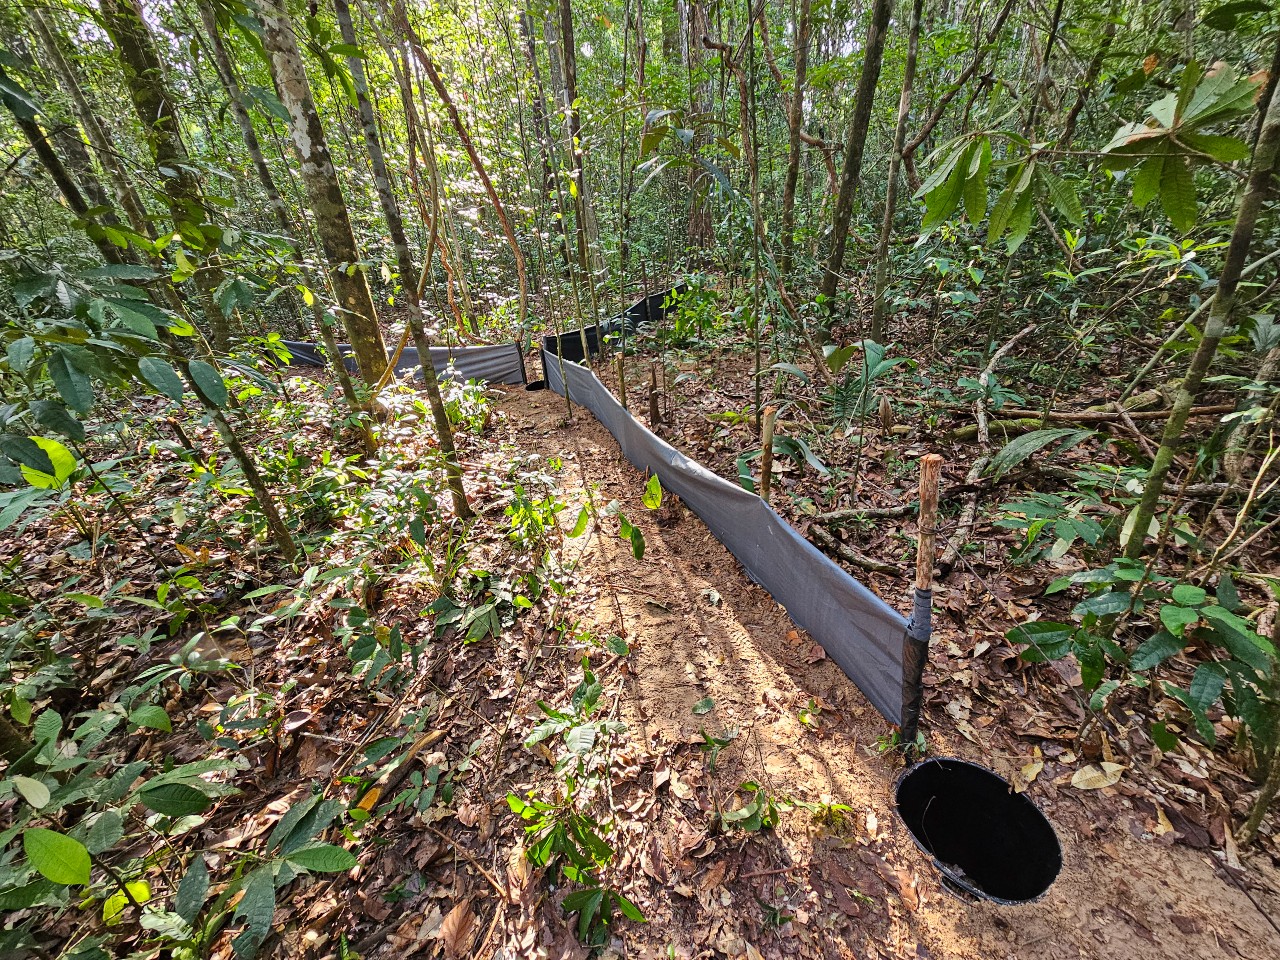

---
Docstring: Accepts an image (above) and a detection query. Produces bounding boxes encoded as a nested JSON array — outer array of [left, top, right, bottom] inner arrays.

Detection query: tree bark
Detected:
[[333, 0, 471, 519], [1058, 7, 1117, 150], [29, 8, 153, 239], [817, 0, 893, 305], [99, 0, 234, 350], [196, 0, 293, 236], [1123, 43, 1280, 560], [685, 0, 713, 249], [779, 0, 812, 273], [257, 0, 387, 385], [554, 0, 605, 286], [871, 0, 923, 342]]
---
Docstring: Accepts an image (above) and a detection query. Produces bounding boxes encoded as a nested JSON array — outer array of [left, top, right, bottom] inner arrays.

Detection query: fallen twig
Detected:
[[809, 524, 901, 576]]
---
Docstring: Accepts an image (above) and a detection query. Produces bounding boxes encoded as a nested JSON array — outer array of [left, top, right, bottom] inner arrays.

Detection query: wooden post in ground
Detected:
[[902, 453, 943, 763], [616, 354, 628, 411], [759, 406, 778, 503]]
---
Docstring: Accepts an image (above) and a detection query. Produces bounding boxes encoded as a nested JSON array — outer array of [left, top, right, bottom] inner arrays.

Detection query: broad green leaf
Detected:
[[1005, 183, 1035, 253], [285, 843, 357, 873], [1180, 132, 1251, 163], [1038, 168, 1082, 224], [629, 525, 645, 560], [1172, 584, 1208, 605], [642, 474, 663, 510], [1159, 604, 1200, 634], [7, 337, 35, 374], [1159, 153, 1197, 233], [29, 400, 85, 442], [108, 301, 160, 339], [12, 775, 50, 809], [129, 705, 172, 732], [86, 810, 123, 854], [692, 697, 714, 715], [138, 357, 185, 401], [103, 880, 151, 925], [138, 782, 211, 817], [176, 856, 209, 924], [20, 436, 77, 490], [188, 360, 228, 408], [48, 351, 94, 413], [1132, 151, 1166, 209], [987, 428, 1093, 478], [230, 866, 275, 957], [987, 165, 1025, 243], [23, 828, 91, 886], [568, 506, 589, 537], [962, 138, 991, 224], [1188, 662, 1226, 714], [1131, 630, 1185, 671], [564, 724, 598, 755]]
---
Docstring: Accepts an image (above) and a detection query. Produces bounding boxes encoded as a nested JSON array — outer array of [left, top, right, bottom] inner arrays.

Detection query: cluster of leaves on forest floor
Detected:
[[598, 310, 1280, 875]]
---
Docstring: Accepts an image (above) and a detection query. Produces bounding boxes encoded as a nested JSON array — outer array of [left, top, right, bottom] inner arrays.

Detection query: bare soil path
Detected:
[[495, 381, 1279, 960]]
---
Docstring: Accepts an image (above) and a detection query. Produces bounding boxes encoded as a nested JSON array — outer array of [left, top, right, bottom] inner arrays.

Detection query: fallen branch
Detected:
[[949, 405, 1235, 442], [813, 502, 918, 524], [809, 524, 901, 576]]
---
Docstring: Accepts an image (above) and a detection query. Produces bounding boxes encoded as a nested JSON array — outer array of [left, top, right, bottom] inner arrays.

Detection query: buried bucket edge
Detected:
[[893, 756, 1063, 905]]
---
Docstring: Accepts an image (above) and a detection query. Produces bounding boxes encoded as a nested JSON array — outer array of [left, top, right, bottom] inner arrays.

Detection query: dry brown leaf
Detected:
[[1012, 747, 1044, 793], [435, 900, 476, 959], [1071, 762, 1125, 790], [893, 868, 919, 910]]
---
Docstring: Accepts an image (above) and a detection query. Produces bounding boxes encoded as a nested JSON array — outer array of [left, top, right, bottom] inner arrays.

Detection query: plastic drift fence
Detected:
[[282, 340, 527, 386], [543, 350, 909, 724]]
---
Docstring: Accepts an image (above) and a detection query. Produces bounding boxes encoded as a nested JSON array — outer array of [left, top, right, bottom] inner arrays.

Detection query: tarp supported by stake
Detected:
[[543, 349, 910, 724]]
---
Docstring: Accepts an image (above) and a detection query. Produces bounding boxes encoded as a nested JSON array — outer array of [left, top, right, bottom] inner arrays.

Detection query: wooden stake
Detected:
[[759, 406, 778, 503], [916, 454, 943, 590], [616, 354, 628, 411], [648, 363, 661, 426]]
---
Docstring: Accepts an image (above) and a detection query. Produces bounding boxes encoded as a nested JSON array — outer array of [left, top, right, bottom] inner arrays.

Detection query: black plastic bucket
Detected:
[[894, 757, 1061, 904]]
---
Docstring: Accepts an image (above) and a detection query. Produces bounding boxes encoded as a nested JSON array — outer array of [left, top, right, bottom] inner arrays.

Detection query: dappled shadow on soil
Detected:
[[496, 382, 1279, 960]]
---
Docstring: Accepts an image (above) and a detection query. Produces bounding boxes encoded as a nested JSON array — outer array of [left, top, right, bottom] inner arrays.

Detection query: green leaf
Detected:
[[1132, 151, 1167, 209], [962, 137, 991, 223], [1150, 721, 1179, 751], [629, 525, 645, 560], [12, 775, 50, 809], [1159, 153, 1197, 234], [642, 474, 663, 510], [1038, 168, 1082, 224], [1188, 662, 1226, 714], [692, 697, 714, 716], [188, 360, 228, 408], [613, 891, 646, 923], [285, 843, 357, 873], [138, 357, 185, 401], [23, 828, 91, 886], [987, 428, 1093, 478], [987, 162, 1028, 244], [1008, 621, 1074, 661], [129, 705, 172, 732], [107, 301, 160, 339], [103, 880, 151, 925], [48, 350, 93, 413], [19, 436, 77, 489], [1180, 132, 1251, 163], [7, 337, 35, 374], [138, 782, 211, 817], [1131, 630, 1185, 671], [175, 855, 209, 924], [1160, 604, 1200, 634], [568, 506, 589, 537], [1005, 183, 1035, 253], [231, 866, 276, 957], [1200, 605, 1276, 671], [922, 143, 970, 230], [86, 810, 123, 854], [564, 724, 598, 755], [1172, 584, 1207, 606], [29, 400, 85, 443]]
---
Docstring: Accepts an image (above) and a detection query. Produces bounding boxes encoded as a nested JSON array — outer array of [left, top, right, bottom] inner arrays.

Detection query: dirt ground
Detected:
[[491, 380, 1280, 960]]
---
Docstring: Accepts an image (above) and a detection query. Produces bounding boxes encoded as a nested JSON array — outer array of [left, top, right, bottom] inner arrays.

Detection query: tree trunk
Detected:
[[779, 0, 812, 274], [818, 0, 893, 305], [196, 0, 292, 236], [685, 1, 713, 249], [518, 11, 569, 266], [871, 0, 923, 342], [1058, 7, 1117, 150], [1123, 43, 1280, 561], [257, 0, 388, 385], [99, 0, 234, 350], [333, 0, 471, 519], [554, 0, 606, 288], [29, 8, 153, 239]]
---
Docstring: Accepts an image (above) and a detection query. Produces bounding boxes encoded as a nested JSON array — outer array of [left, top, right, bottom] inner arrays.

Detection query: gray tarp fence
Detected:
[[543, 349, 909, 725], [281, 340, 527, 386]]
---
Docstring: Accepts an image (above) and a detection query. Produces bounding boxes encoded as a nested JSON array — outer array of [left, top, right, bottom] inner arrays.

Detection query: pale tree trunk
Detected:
[[333, 0, 471, 519], [99, 0, 234, 351], [871, 0, 923, 342], [1123, 43, 1280, 561], [257, 0, 388, 385], [29, 8, 153, 239], [818, 0, 893, 305], [196, 0, 292, 235], [518, 11, 570, 267], [779, 0, 812, 274]]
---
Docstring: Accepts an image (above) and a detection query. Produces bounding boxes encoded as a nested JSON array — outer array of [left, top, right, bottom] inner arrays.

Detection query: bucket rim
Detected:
[[892, 755, 1063, 906]]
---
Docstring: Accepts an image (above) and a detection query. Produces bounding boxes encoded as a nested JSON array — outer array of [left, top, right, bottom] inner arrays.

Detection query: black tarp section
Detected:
[[281, 340, 526, 386], [542, 349, 908, 724], [542, 284, 689, 363]]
